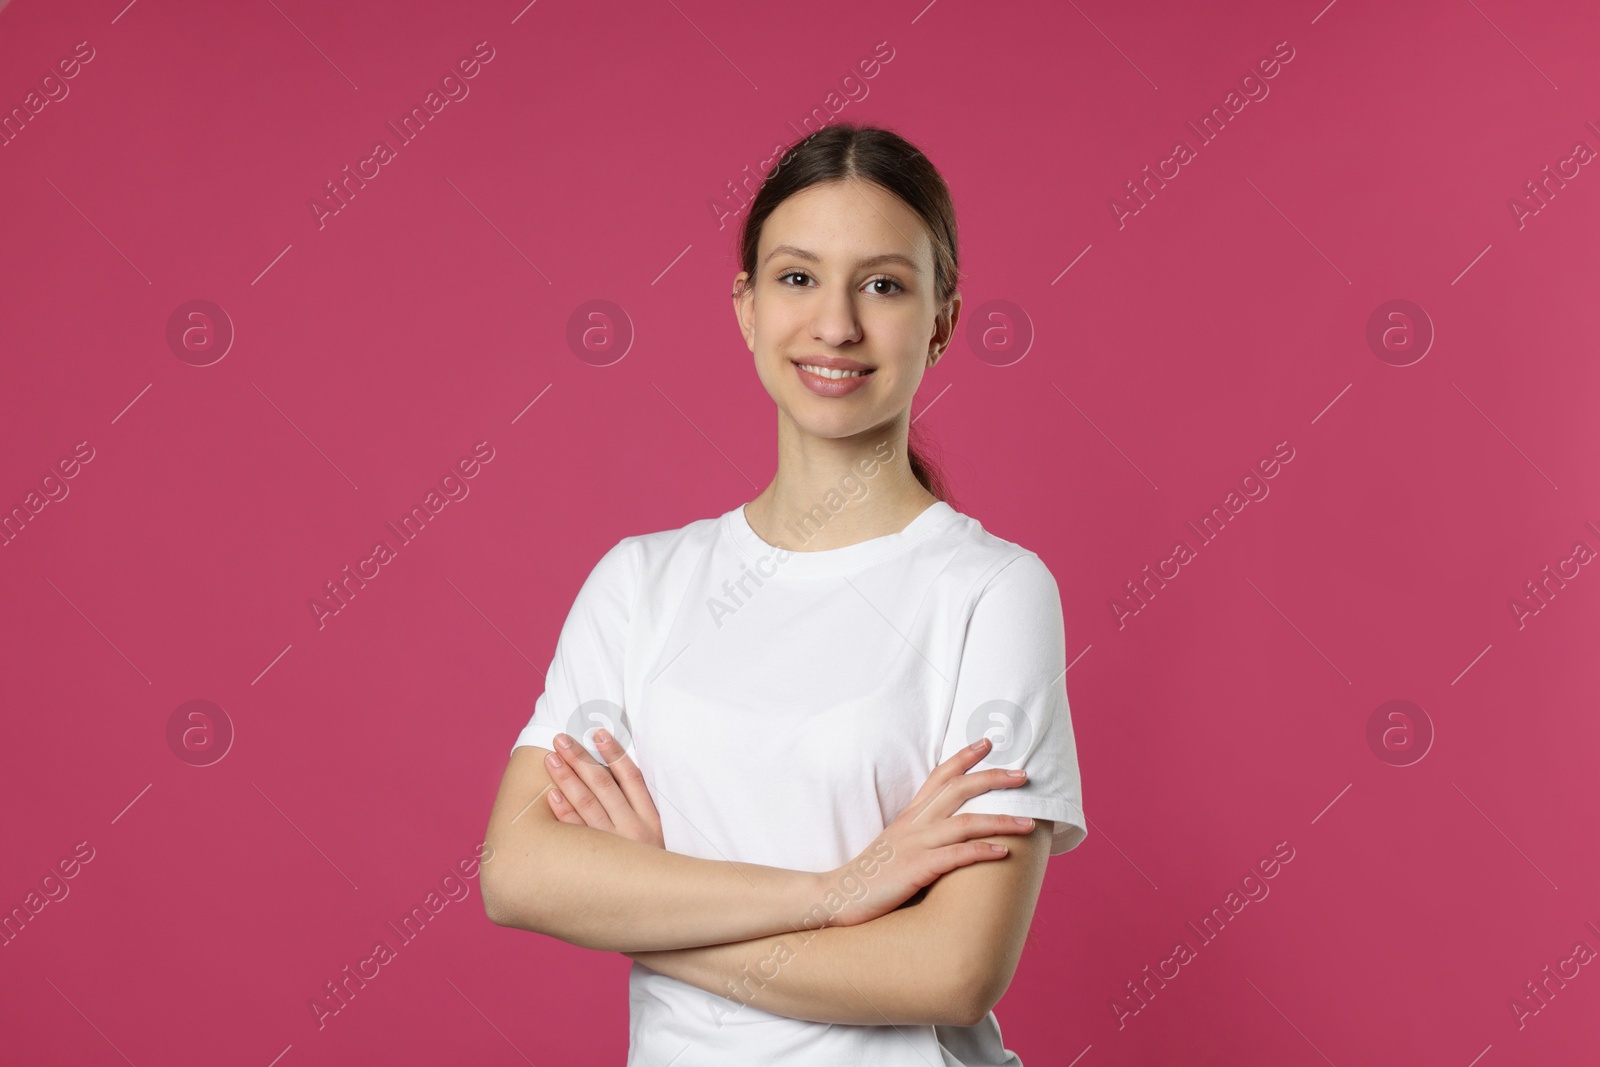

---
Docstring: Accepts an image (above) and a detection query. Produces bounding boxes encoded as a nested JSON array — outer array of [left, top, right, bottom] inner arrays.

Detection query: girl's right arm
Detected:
[[481, 737, 1032, 954], [482, 745, 831, 953]]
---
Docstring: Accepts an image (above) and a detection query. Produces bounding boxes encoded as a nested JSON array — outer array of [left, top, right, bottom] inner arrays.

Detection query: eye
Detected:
[[774, 270, 904, 295]]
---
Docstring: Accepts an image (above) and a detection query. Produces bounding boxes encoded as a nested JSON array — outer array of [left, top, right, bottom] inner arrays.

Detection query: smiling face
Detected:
[[733, 178, 959, 443]]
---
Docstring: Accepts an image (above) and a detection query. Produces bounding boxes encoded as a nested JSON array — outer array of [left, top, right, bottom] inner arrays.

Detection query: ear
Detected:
[[732, 272, 755, 351], [928, 291, 961, 368]]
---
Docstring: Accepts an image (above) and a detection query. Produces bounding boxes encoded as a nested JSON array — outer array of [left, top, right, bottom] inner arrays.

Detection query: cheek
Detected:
[[750, 350, 791, 401], [876, 360, 926, 399]]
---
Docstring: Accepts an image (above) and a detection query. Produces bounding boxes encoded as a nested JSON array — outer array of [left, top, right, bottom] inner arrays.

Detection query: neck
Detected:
[[746, 417, 938, 553]]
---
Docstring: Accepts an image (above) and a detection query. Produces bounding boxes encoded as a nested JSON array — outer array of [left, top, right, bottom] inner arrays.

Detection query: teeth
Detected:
[[799, 364, 868, 379]]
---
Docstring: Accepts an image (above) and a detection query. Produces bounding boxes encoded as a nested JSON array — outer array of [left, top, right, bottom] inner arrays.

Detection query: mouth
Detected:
[[791, 358, 875, 397], [794, 362, 874, 380]]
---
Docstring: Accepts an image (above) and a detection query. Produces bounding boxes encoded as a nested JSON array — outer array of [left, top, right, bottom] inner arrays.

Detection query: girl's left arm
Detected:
[[625, 821, 1054, 1029]]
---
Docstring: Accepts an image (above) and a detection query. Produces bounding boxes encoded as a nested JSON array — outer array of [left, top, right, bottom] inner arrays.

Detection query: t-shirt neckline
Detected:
[[725, 498, 958, 580]]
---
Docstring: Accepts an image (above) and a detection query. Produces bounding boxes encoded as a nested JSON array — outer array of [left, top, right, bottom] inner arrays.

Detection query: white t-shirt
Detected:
[[510, 498, 1087, 1066]]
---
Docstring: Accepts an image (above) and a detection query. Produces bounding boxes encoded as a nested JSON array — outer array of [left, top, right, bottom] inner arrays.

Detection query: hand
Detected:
[[813, 737, 1034, 930], [543, 730, 665, 850]]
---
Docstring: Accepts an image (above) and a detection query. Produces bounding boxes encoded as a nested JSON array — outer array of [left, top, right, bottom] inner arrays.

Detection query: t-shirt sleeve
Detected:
[[939, 551, 1088, 856], [509, 537, 637, 761]]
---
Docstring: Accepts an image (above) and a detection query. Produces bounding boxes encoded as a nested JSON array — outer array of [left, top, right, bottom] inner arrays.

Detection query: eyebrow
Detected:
[[761, 244, 924, 274]]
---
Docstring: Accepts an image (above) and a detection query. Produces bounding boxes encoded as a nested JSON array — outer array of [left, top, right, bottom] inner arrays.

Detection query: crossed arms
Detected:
[[481, 743, 1053, 1028]]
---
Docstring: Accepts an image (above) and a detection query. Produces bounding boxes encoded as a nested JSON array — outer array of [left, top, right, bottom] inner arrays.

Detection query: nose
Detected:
[[810, 285, 864, 348]]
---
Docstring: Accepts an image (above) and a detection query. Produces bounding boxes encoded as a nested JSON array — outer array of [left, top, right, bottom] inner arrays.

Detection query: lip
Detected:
[[792, 357, 874, 397]]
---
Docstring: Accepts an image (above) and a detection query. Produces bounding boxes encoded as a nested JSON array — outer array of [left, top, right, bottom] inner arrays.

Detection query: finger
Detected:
[[554, 733, 644, 830], [944, 736, 993, 770], [592, 730, 662, 825], [910, 740, 1026, 820], [931, 812, 1037, 847], [903, 738, 990, 813], [917, 768, 1029, 825], [546, 786, 589, 827], [930, 737, 1000, 787], [544, 747, 617, 831], [949, 764, 1030, 802], [929, 841, 1013, 873]]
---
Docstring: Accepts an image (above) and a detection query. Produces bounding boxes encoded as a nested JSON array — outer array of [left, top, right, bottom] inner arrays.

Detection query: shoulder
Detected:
[[935, 508, 1061, 605], [618, 511, 723, 572], [582, 510, 726, 592]]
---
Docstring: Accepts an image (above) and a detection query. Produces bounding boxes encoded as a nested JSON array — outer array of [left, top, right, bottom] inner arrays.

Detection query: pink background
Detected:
[[3, 0, 1599, 1064]]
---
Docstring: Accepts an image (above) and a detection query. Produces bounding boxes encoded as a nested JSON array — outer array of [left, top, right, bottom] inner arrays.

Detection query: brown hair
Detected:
[[734, 122, 960, 505]]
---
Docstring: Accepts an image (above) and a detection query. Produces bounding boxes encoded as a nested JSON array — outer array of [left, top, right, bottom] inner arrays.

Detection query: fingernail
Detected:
[[970, 738, 988, 751], [555, 734, 572, 750], [1007, 769, 1026, 779], [545, 753, 562, 769], [594, 729, 610, 745], [1013, 817, 1034, 828]]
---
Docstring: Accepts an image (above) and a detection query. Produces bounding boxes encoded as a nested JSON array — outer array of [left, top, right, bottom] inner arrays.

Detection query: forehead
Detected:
[[759, 180, 932, 271]]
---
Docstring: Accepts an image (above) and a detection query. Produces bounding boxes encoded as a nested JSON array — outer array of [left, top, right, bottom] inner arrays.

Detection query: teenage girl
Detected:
[[484, 122, 1087, 1067]]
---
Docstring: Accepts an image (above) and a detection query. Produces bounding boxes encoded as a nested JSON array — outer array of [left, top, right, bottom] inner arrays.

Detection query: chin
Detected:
[[804, 415, 890, 443]]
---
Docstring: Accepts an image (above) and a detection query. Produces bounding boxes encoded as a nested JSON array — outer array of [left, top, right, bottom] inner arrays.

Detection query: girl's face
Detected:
[[734, 179, 958, 445]]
